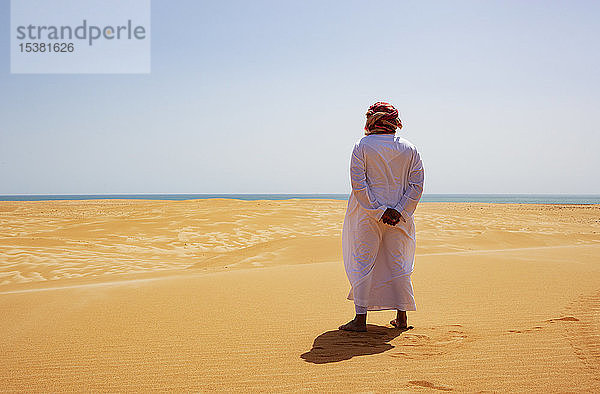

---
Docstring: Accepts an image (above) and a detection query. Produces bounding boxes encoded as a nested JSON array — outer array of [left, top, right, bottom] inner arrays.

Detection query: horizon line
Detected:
[[1, 193, 599, 196]]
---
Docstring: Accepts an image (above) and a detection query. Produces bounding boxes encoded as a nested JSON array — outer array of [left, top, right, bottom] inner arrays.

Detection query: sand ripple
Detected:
[[1, 200, 598, 290]]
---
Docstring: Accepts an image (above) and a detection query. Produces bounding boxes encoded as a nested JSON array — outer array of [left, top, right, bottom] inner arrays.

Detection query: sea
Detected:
[[0, 194, 599, 204]]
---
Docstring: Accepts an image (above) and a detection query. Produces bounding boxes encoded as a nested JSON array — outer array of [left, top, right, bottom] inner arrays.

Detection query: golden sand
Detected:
[[0, 199, 599, 391]]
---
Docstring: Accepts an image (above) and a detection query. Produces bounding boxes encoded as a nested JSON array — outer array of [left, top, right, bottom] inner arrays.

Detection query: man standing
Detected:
[[339, 102, 424, 332]]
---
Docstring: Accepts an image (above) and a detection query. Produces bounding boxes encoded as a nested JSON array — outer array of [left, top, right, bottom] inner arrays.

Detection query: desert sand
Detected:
[[0, 199, 599, 392]]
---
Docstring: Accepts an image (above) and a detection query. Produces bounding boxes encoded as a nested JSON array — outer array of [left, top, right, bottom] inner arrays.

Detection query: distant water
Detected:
[[0, 194, 599, 204]]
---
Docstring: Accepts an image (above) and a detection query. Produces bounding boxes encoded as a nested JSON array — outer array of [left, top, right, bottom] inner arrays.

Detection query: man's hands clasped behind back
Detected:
[[381, 208, 404, 226]]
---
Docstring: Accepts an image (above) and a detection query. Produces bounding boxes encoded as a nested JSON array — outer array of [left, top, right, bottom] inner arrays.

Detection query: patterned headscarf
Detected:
[[364, 102, 403, 135]]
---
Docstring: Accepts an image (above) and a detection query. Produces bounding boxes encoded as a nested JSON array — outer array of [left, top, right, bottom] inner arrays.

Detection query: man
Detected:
[[339, 102, 424, 332]]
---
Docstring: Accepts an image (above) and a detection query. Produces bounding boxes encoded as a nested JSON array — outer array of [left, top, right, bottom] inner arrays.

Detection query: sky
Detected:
[[1, 0, 599, 194]]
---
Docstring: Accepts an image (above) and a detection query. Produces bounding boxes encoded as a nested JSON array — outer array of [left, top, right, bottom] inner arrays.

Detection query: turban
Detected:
[[364, 102, 403, 135]]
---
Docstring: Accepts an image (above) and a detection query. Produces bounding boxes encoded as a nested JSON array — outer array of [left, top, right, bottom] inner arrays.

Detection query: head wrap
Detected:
[[364, 101, 403, 135]]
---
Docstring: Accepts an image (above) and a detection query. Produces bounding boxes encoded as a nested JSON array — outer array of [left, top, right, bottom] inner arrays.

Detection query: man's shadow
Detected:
[[301, 324, 412, 364]]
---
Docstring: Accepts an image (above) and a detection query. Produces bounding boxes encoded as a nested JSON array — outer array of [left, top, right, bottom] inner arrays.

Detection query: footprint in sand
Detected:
[[506, 316, 579, 334], [388, 325, 467, 359], [562, 290, 600, 371], [504, 290, 599, 372], [545, 316, 580, 322], [408, 380, 453, 391]]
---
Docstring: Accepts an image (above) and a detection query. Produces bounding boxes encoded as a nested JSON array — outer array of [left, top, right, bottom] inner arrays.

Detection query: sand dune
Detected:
[[0, 200, 599, 391]]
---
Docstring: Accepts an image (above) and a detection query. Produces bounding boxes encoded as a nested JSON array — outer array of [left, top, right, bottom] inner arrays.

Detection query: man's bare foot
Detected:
[[390, 310, 408, 329], [339, 315, 367, 332], [390, 319, 411, 329]]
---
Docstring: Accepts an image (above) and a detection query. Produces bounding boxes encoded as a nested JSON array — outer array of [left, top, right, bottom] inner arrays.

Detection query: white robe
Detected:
[[342, 134, 424, 311]]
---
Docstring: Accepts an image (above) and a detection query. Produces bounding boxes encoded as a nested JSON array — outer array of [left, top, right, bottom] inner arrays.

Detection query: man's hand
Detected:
[[381, 208, 404, 226]]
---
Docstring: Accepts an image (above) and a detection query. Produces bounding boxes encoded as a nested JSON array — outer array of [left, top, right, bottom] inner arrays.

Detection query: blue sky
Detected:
[[1, 0, 599, 194]]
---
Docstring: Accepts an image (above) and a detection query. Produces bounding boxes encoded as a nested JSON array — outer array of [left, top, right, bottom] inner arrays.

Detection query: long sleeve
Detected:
[[394, 148, 424, 220], [350, 144, 387, 221]]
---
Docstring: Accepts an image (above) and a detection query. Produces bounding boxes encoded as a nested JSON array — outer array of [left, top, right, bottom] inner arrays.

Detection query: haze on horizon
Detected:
[[1, 0, 599, 195]]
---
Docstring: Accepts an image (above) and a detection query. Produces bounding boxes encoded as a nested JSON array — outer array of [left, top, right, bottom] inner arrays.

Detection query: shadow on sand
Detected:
[[301, 324, 412, 364]]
